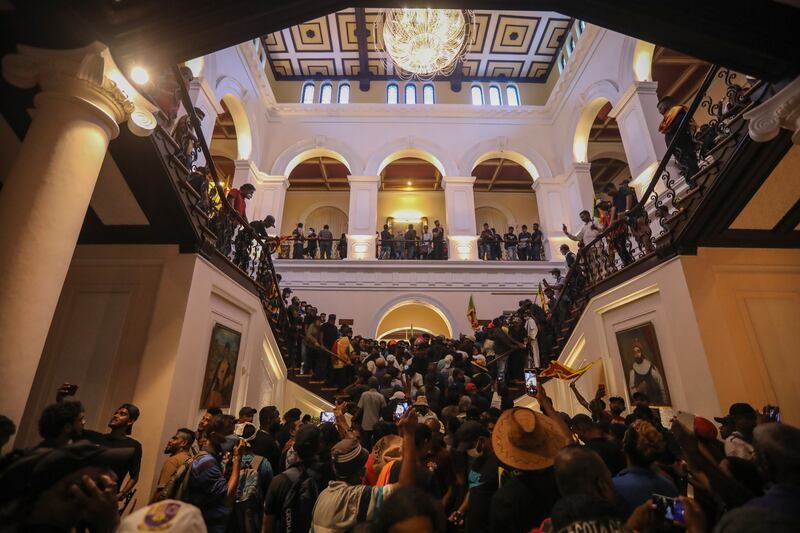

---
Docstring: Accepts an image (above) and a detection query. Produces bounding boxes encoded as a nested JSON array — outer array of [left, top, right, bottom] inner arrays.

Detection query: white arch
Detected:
[[474, 202, 516, 230], [369, 294, 456, 339], [588, 144, 628, 163], [459, 137, 553, 179], [215, 76, 253, 161], [568, 79, 620, 164], [270, 136, 363, 176], [377, 326, 437, 341], [365, 136, 459, 177], [298, 203, 348, 225]]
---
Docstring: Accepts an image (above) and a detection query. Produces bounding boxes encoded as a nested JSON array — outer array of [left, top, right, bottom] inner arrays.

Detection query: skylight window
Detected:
[[405, 84, 417, 104], [387, 83, 398, 104], [320, 83, 332, 104], [506, 85, 520, 106], [338, 83, 350, 104]]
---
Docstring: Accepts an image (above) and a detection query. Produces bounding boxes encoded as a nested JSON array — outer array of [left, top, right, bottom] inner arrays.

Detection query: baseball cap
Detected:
[[239, 406, 257, 417], [728, 403, 757, 418], [465, 382, 477, 392], [713, 415, 733, 425]]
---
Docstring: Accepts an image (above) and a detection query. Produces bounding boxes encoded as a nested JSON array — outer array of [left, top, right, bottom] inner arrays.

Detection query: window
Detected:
[[301, 82, 315, 104], [405, 83, 416, 104], [471, 85, 484, 105], [567, 36, 576, 55], [320, 82, 332, 104], [387, 83, 398, 104], [577, 19, 586, 35], [338, 83, 350, 104], [558, 54, 567, 73], [423, 84, 434, 104], [506, 85, 520, 106], [488, 85, 502, 106]]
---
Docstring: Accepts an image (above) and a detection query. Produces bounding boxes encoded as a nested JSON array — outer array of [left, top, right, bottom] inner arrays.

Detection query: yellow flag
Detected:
[[467, 295, 479, 330]]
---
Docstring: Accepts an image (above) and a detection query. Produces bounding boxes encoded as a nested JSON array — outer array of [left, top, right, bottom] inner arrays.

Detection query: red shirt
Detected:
[[227, 189, 247, 219]]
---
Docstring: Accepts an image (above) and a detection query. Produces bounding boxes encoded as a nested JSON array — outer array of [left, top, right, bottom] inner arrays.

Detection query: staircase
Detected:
[[547, 68, 790, 362]]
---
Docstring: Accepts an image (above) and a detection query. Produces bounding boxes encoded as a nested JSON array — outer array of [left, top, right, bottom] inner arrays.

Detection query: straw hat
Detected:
[[413, 396, 429, 407], [371, 434, 403, 475], [492, 407, 565, 471]]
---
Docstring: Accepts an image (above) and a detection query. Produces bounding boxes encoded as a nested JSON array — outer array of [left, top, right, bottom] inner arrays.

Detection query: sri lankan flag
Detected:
[[467, 295, 479, 330], [538, 360, 595, 380], [537, 282, 548, 314]]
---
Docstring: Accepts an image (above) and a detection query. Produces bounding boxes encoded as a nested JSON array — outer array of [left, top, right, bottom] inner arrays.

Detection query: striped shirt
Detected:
[[311, 481, 397, 532]]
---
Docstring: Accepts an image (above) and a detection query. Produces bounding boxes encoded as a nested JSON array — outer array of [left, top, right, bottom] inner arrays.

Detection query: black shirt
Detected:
[[251, 430, 281, 474], [531, 229, 543, 245], [491, 467, 560, 533], [83, 430, 142, 481], [380, 229, 392, 246], [565, 251, 576, 268], [320, 322, 339, 350], [585, 437, 626, 476], [503, 233, 518, 248]]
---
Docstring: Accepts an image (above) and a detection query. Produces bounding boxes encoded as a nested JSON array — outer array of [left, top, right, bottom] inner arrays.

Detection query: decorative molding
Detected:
[[2, 41, 156, 137], [743, 76, 800, 144]]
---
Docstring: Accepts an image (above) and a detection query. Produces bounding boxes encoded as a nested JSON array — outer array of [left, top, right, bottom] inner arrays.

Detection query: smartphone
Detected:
[[676, 411, 695, 434], [652, 494, 685, 525], [394, 400, 410, 421], [320, 411, 336, 423], [524, 368, 538, 396], [66, 383, 79, 395]]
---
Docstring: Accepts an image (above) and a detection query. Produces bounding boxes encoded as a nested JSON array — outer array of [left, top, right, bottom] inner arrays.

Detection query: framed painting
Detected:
[[615, 322, 671, 406], [199, 323, 242, 409]]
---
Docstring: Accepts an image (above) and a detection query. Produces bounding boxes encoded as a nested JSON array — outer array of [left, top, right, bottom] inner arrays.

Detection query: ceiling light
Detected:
[[130, 66, 150, 85], [376, 9, 473, 80], [407, 181, 412, 186]]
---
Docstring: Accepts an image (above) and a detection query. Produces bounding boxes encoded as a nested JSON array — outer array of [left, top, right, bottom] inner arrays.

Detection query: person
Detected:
[[262, 424, 321, 533], [291, 223, 305, 259], [543, 268, 565, 300], [491, 228, 502, 260], [356, 377, 386, 448], [517, 224, 531, 261], [306, 227, 318, 259], [404, 224, 417, 260], [490, 385, 571, 533], [187, 414, 244, 532], [227, 183, 255, 221], [82, 403, 143, 500], [172, 106, 205, 168], [153, 428, 195, 502], [432, 220, 445, 260], [224, 422, 272, 533], [332, 326, 355, 391], [196, 407, 223, 452], [337, 233, 347, 259], [310, 408, 420, 532], [380, 224, 392, 260], [603, 182, 635, 266], [658, 95, 699, 187], [627, 341, 667, 406], [612, 419, 678, 516], [479, 223, 492, 260], [202, 347, 235, 408], [503, 226, 518, 260], [561, 243, 576, 268], [524, 310, 540, 368], [35, 400, 86, 449], [609, 396, 626, 424], [530, 222, 544, 261], [275, 408, 302, 452], [563, 210, 603, 280], [305, 315, 324, 380], [421, 224, 432, 259], [413, 396, 440, 426], [721, 403, 758, 461], [238, 407, 257, 425], [252, 406, 281, 474], [371, 486, 447, 533], [251, 214, 276, 239], [569, 414, 626, 475], [318, 224, 333, 259], [117, 500, 207, 532]]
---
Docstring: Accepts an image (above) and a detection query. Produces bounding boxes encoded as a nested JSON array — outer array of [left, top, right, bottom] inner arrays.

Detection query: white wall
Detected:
[[546, 258, 721, 423], [19, 245, 288, 507]]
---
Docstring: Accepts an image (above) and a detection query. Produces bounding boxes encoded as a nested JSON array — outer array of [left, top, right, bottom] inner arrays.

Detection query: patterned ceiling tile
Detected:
[[461, 59, 481, 78], [490, 15, 540, 55], [298, 58, 336, 77], [527, 61, 551, 79], [270, 59, 293, 77], [263, 31, 286, 53], [485, 60, 525, 78], [290, 17, 333, 52], [536, 17, 570, 55], [468, 13, 491, 53], [341, 58, 361, 77]]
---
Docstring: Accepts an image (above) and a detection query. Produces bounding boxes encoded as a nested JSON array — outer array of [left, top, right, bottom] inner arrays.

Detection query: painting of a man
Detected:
[[615, 322, 670, 406], [200, 324, 241, 409]]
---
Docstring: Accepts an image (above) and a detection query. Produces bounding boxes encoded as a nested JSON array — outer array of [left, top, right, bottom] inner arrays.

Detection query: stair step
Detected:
[[308, 380, 326, 385]]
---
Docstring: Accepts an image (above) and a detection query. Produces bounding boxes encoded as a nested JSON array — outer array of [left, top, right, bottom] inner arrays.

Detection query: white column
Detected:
[[564, 163, 595, 228], [0, 43, 156, 428], [252, 175, 289, 233], [186, 77, 223, 166], [443, 176, 478, 261], [232, 159, 260, 221], [533, 177, 571, 260], [346, 175, 379, 260], [610, 81, 667, 192]]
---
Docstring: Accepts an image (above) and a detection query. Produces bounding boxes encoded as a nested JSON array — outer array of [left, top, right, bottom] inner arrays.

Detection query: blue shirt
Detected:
[[187, 452, 231, 533], [612, 466, 678, 516]]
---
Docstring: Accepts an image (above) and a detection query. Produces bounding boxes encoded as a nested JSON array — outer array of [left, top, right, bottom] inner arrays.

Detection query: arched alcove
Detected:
[[304, 206, 348, 240], [375, 302, 452, 340], [475, 206, 508, 234]]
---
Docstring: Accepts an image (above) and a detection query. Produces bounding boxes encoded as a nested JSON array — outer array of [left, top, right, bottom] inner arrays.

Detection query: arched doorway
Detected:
[[474, 206, 508, 234], [375, 300, 453, 340], [304, 206, 348, 241]]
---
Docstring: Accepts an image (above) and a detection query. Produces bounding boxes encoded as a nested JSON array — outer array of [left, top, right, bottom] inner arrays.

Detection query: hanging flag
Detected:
[[538, 360, 595, 380], [593, 196, 601, 218], [467, 295, 479, 330], [537, 282, 548, 314]]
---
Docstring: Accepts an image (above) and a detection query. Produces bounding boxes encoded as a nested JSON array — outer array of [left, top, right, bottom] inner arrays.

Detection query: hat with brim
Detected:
[[713, 415, 733, 425], [492, 407, 565, 471], [371, 434, 403, 475], [414, 396, 429, 407]]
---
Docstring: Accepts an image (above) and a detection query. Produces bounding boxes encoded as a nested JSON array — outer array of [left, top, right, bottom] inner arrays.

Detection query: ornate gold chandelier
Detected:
[[376, 8, 473, 80]]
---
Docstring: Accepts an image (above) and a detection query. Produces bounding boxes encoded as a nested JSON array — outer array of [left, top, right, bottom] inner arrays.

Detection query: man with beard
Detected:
[[195, 407, 222, 452], [153, 428, 195, 502], [627, 342, 666, 405], [83, 403, 143, 499]]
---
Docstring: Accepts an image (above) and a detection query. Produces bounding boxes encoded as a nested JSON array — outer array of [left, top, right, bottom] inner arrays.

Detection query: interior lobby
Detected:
[[0, 1, 798, 530]]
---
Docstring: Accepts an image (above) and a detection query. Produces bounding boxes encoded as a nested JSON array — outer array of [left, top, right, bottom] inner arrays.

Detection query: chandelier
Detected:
[[375, 8, 473, 80]]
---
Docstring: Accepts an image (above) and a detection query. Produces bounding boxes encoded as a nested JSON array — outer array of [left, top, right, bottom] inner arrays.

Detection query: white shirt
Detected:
[[575, 218, 603, 245], [724, 432, 755, 461]]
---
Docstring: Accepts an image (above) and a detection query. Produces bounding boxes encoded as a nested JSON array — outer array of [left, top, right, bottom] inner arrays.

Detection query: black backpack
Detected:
[[158, 451, 209, 502], [280, 465, 320, 533]]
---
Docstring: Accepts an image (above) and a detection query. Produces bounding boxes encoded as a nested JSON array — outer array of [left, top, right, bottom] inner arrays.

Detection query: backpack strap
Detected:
[[356, 486, 374, 523]]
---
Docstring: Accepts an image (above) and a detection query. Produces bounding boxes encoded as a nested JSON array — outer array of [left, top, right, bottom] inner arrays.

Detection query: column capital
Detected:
[[2, 41, 157, 138], [347, 175, 381, 184], [610, 80, 660, 117], [567, 162, 592, 175], [442, 175, 476, 189], [256, 174, 290, 189], [234, 158, 260, 176], [743, 76, 800, 144]]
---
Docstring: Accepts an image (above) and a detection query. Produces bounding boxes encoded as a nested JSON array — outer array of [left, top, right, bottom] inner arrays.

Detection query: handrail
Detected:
[[171, 67, 293, 344]]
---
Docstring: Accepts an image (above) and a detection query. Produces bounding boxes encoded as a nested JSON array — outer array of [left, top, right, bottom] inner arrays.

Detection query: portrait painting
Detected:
[[200, 323, 241, 409], [615, 322, 671, 406]]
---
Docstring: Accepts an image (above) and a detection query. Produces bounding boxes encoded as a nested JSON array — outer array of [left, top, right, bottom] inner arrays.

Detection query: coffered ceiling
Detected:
[[262, 8, 572, 84]]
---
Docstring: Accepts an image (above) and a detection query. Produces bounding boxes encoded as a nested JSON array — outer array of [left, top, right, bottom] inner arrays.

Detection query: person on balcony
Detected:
[[504, 226, 518, 260], [380, 224, 392, 260], [318, 225, 333, 260], [531, 223, 544, 261], [491, 228, 503, 260], [291, 223, 304, 259], [658, 95, 699, 188], [393, 228, 405, 260], [603, 182, 635, 267], [338, 233, 347, 259], [518, 224, 532, 260], [479, 223, 492, 260], [421, 224, 433, 259], [226, 183, 255, 221], [404, 224, 417, 260], [306, 227, 318, 259], [432, 220, 445, 260]]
